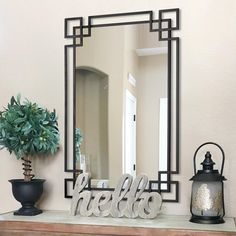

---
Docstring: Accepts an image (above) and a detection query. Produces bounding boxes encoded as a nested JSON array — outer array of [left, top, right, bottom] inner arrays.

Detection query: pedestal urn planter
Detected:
[[0, 95, 60, 216], [9, 179, 45, 216]]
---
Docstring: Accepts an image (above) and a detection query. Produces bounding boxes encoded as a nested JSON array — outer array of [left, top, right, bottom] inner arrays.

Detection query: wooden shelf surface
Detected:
[[0, 211, 235, 236]]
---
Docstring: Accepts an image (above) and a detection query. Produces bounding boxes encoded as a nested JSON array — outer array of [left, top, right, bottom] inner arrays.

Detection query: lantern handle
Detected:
[[193, 142, 225, 176]]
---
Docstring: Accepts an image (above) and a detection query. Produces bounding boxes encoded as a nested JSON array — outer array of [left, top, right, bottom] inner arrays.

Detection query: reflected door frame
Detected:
[[159, 97, 168, 190], [123, 90, 137, 178]]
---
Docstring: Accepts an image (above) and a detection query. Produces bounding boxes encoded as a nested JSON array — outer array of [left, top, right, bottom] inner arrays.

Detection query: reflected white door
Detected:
[[124, 90, 136, 177], [159, 98, 167, 190]]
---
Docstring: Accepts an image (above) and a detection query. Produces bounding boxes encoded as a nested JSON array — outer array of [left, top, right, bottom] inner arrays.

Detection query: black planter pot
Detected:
[[9, 179, 45, 216]]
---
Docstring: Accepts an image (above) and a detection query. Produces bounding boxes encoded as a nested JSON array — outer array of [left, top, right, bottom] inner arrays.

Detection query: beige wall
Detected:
[[123, 25, 139, 96], [136, 55, 167, 179], [137, 24, 166, 48], [1, 0, 236, 217]]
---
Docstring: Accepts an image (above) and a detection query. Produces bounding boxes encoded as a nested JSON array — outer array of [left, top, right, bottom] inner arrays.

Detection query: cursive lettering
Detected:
[[70, 173, 162, 219]]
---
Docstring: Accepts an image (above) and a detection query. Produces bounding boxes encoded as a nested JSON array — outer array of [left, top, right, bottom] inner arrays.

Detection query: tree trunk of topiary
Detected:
[[22, 156, 34, 182]]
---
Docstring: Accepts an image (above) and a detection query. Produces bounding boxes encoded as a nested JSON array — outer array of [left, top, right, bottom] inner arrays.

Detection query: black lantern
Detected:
[[190, 142, 226, 224]]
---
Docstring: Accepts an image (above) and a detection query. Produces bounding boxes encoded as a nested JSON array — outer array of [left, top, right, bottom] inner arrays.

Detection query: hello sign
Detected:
[[70, 173, 162, 219]]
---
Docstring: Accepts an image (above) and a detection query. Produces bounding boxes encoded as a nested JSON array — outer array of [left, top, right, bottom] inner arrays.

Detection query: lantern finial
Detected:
[[201, 151, 215, 171]]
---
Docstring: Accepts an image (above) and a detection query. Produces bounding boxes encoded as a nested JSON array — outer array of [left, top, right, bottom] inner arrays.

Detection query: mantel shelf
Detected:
[[0, 210, 236, 236]]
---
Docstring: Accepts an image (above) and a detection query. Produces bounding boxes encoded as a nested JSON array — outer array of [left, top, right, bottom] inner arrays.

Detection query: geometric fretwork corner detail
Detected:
[[65, 8, 180, 46]]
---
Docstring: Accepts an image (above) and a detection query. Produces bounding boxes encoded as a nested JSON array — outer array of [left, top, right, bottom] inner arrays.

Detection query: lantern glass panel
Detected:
[[191, 181, 223, 217]]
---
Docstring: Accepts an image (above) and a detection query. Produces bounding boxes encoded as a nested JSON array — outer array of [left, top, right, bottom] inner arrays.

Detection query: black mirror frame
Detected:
[[64, 9, 180, 202]]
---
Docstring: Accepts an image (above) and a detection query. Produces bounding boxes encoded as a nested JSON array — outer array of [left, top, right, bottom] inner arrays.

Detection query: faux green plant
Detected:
[[0, 95, 60, 181]]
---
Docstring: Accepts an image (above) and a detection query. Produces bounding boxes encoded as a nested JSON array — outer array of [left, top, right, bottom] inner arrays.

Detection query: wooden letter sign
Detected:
[[71, 173, 162, 219]]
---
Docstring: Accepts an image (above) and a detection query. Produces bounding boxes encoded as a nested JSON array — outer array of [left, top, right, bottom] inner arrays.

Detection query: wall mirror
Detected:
[[64, 9, 180, 202]]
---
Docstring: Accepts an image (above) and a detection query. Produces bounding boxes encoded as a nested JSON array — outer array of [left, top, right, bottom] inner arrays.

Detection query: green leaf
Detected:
[[0, 95, 60, 159], [1, 129, 5, 137], [16, 94, 21, 105], [10, 96, 15, 106], [14, 116, 26, 124], [22, 122, 32, 132]]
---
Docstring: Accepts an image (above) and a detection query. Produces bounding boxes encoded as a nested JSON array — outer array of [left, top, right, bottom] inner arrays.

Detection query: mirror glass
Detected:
[[75, 24, 168, 188]]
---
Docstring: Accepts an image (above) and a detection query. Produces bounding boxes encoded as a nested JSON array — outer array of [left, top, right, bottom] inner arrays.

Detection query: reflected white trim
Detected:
[[159, 98, 167, 190], [128, 73, 136, 87], [135, 47, 168, 56]]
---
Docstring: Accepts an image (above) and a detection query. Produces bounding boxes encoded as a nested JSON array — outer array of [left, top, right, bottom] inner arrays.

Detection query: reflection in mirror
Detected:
[[75, 24, 167, 188], [76, 68, 109, 181]]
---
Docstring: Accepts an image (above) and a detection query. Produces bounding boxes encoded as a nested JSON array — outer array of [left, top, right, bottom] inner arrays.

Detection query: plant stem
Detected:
[[22, 156, 33, 182]]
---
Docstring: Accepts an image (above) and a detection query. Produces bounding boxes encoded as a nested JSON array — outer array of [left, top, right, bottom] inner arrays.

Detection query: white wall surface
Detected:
[[0, 0, 236, 217]]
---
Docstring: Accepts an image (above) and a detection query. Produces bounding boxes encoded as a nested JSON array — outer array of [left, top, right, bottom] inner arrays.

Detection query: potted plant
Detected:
[[0, 95, 59, 216]]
